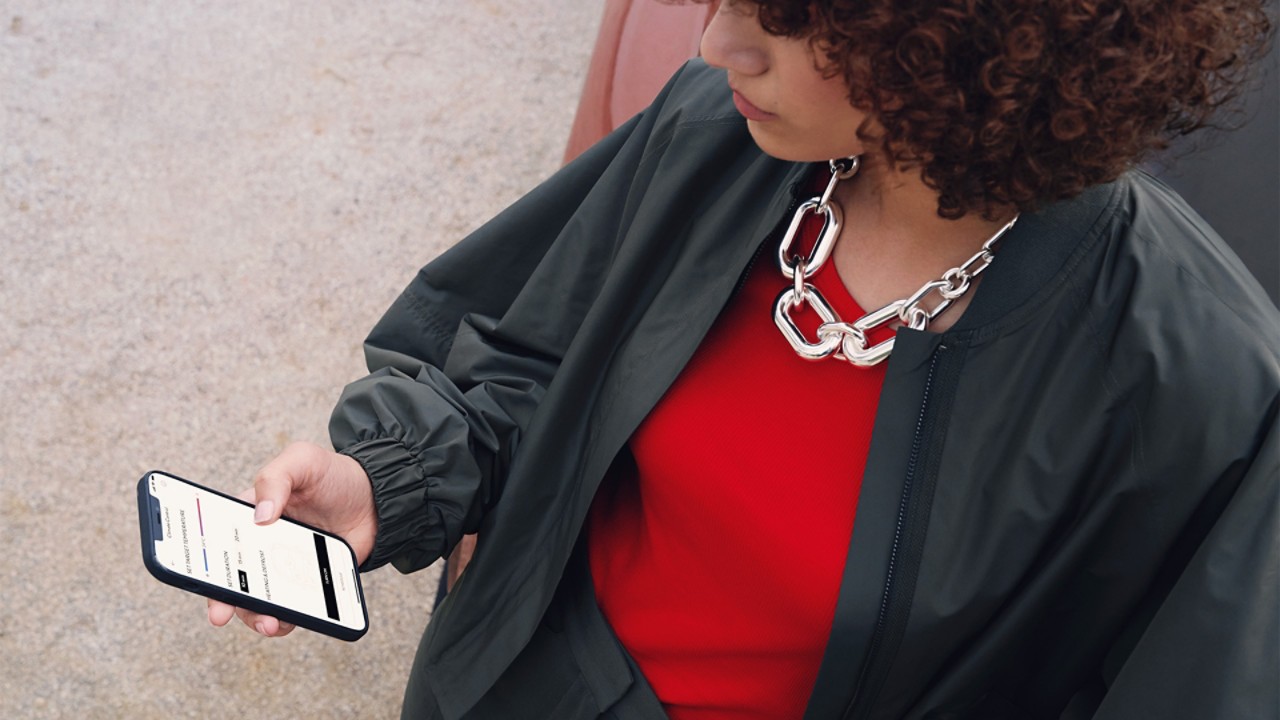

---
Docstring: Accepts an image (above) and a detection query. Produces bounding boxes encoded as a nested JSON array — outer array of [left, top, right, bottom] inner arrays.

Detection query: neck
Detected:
[[829, 154, 1014, 330]]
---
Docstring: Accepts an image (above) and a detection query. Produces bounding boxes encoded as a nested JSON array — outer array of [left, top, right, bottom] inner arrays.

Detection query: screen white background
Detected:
[[147, 472, 365, 631]]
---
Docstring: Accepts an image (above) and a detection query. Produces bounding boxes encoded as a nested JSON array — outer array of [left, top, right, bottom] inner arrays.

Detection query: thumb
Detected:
[[252, 452, 303, 525]]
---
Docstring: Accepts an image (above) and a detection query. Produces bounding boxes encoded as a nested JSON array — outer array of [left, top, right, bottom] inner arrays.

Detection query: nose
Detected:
[[700, 3, 769, 76]]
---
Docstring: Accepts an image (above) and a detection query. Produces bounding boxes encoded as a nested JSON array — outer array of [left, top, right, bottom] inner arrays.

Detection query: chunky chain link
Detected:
[[772, 157, 1019, 367]]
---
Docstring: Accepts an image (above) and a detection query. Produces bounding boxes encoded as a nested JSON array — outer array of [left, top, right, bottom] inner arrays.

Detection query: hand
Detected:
[[446, 534, 478, 593], [207, 441, 377, 637]]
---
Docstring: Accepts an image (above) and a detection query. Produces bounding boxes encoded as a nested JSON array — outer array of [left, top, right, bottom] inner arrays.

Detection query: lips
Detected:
[[731, 88, 776, 121]]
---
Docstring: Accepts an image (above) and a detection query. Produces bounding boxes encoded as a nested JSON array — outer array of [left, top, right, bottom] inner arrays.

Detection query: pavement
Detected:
[[0, 2, 601, 717]]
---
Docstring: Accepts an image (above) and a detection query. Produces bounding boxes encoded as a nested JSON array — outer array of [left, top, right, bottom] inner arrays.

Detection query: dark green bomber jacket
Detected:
[[329, 60, 1279, 719]]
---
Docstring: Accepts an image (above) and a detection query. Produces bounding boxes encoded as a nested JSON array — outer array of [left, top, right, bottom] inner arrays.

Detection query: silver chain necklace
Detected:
[[773, 156, 1018, 367]]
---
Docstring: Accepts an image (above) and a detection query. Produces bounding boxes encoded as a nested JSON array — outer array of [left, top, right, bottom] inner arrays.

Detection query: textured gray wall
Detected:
[[1, 3, 599, 718]]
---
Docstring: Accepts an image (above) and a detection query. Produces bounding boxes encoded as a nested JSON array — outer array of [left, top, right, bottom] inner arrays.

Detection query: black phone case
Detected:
[[136, 471, 369, 642]]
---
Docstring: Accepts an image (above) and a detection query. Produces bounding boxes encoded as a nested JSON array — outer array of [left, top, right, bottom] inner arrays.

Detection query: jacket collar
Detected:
[[953, 179, 1123, 332]]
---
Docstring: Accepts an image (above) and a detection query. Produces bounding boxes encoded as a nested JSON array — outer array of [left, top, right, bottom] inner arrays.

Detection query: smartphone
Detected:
[[137, 470, 369, 641]]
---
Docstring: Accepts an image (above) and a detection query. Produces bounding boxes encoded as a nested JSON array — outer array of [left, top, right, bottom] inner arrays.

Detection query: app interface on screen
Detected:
[[147, 472, 365, 631]]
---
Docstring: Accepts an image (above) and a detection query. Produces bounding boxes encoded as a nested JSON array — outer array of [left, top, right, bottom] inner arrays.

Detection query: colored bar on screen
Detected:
[[313, 533, 339, 621]]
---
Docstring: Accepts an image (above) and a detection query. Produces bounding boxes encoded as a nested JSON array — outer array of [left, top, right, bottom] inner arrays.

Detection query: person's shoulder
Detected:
[[649, 59, 739, 128], [1079, 171, 1279, 396], [1104, 170, 1277, 332], [611, 58, 765, 180]]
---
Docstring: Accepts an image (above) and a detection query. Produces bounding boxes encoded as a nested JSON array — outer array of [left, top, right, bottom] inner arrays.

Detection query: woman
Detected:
[[210, 1, 1277, 717]]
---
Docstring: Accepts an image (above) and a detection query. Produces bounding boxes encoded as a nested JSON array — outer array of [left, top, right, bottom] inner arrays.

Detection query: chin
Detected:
[[746, 123, 860, 163]]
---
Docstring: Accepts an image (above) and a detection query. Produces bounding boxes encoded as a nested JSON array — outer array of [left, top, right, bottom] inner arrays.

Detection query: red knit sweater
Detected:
[[588, 205, 888, 718]]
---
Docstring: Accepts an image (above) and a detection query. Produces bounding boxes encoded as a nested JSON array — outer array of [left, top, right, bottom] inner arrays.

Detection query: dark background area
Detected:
[[1155, 37, 1279, 306]]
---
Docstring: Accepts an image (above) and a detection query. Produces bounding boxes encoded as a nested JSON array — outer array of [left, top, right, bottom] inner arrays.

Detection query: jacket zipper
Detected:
[[729, 237, 769, 302], [728, 179, 806, 304], [844, 347, 943, 719]]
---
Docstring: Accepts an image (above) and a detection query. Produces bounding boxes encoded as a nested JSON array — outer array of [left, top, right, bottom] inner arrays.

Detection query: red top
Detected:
[[588, 199, 889, 718]]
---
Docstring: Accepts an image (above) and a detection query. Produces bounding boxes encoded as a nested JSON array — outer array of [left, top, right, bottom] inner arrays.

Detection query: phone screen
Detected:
[[143, 471, 366, 633]]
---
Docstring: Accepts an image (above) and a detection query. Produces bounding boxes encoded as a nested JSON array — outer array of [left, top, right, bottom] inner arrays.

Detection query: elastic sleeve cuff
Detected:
[[340, 437, 446, 574]]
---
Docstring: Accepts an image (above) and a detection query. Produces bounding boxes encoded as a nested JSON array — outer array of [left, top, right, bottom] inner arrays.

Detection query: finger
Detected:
[[234, 607, 297, 637], [252, 447, 309, 525], [208, 598, 236, 627]]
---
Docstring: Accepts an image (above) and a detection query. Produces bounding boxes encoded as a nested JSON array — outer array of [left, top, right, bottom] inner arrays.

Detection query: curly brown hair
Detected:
[[700, 0, 1273, 219]]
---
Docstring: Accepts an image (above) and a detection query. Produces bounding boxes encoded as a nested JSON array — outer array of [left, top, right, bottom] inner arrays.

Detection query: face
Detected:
[[700, 1, 868, 162]]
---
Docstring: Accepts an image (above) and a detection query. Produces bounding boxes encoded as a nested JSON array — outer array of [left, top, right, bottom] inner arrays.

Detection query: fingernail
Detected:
[[255, 621, 267, 635], [254, 500, 274, 524]]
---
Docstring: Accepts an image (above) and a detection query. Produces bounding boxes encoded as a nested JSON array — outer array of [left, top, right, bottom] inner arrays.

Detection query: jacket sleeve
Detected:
[[326, 136, 625, 574], [1091, 402, 1279, 719], [328, 62, 702, 575]]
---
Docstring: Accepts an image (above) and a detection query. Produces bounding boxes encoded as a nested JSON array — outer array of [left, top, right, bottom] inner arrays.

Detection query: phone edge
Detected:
[[135, 471, 370, 642]]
